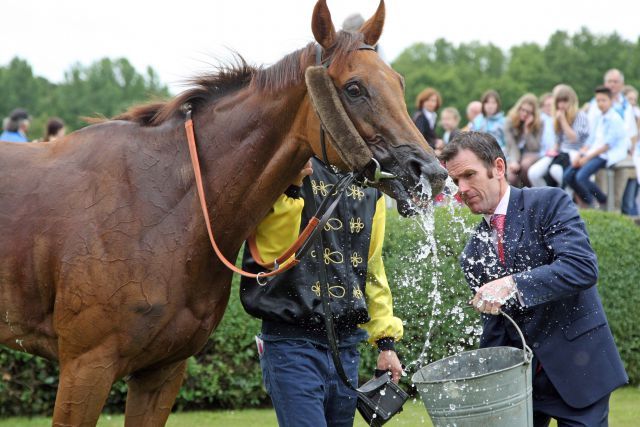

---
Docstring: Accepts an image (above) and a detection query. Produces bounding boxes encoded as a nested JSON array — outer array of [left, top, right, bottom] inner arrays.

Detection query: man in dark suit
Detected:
[[440, 132, 628, 426]]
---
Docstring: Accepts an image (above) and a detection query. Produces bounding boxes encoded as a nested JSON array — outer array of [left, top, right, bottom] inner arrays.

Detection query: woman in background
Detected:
[[504, 93, 543, 187], [471, 90, 505, 153], [43, 118, 66, 142], [528, 84, 589, 187], [412, 87, 442, 150]]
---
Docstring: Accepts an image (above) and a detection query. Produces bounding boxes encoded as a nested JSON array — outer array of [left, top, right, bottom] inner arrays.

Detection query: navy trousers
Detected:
[[260, 338, 360, 427], [532, 359, 610, 427]]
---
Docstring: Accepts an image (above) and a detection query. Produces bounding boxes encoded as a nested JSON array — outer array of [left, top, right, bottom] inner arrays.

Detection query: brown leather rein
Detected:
[[184, 108, 354, 283]]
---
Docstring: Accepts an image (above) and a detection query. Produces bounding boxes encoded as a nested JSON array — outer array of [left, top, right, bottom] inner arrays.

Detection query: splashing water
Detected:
[[400, 176, 482, 375]]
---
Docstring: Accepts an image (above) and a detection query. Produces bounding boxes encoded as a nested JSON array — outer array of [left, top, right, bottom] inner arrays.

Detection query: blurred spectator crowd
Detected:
[[413, 68, 640, 216]]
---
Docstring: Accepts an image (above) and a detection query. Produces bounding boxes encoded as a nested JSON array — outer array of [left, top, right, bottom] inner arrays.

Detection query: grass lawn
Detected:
[[1, 387, 637, 426]]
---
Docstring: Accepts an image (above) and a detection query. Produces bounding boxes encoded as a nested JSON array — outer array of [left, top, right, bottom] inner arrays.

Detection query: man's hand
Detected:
[[572, 156, 583, 168], [470, 275, 516, 315], [376, 350, 403, 384], [292, 159, 313, 187]]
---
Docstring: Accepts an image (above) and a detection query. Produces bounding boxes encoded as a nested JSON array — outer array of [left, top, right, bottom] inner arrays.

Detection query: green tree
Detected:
[[392, 28, 640, 117], [57, 57, 169, 131], [0, 56, 169, 139]]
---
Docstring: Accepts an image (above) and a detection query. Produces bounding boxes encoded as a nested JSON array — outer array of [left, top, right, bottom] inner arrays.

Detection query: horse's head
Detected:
[[306, 0, 448, 216]]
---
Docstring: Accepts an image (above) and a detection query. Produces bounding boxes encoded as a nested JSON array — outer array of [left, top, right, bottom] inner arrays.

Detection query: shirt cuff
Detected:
[[376, 337, 396, 352], [510, 276, 526, 307]]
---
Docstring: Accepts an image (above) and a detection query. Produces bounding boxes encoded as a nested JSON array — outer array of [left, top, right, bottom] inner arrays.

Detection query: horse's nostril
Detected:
[[436, 165, 448, 182], [408, 160, 423, 182]]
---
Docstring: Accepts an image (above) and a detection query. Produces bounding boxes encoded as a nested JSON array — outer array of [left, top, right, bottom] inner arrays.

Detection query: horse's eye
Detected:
[[345, 83, 362, 98]]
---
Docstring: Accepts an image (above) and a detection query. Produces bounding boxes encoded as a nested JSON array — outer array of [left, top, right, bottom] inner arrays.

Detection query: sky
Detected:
[[2, 0, 639, 95]]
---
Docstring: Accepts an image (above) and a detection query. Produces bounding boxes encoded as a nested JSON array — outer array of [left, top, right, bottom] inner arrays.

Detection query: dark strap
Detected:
[[304, 177, 357, 391], [307, 42, 380, 391]]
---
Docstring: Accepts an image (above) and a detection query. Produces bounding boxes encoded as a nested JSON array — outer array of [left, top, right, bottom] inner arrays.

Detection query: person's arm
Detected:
[[511, 190, 598, 306], [250, 161, 313, 265], [361, 196, 403, 345], [251, 190, 305, 266], [573, 111, 590, 146], [557, 112, 577, 142], [525, 126, 542, 154], [472, 189, 599, 313], [360, 195, 404, 382], [577, 144, 609, 167], [625, 105, 639, 140], [504, 120, 521, 164]]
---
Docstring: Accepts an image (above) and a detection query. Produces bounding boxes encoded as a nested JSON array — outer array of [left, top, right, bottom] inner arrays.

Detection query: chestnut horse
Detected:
[[0, 1, 446, 425]]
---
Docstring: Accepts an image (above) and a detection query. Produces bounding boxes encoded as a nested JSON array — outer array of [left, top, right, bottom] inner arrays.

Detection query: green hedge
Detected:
[[1, 208, 638, 416]]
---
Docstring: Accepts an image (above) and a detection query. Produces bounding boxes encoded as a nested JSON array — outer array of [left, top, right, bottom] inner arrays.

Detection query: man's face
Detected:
[[596, 93, 612, 113], [446, 149, 505, 214], [604, 72, 623, 96]]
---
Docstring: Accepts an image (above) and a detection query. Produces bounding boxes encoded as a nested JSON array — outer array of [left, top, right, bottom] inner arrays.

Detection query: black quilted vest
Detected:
[[240, 158, 380, 331]]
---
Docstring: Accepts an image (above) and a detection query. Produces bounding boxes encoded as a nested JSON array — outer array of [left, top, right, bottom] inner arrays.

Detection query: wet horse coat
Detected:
[[0, 1, 446, 425]]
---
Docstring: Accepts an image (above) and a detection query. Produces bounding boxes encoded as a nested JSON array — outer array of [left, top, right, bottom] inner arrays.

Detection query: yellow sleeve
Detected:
[[253, 193, 304, 265], [359, 195, 404, 346]]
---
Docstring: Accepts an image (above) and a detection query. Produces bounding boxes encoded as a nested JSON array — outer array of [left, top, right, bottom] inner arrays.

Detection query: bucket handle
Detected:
[[499, 309, 533, 365]]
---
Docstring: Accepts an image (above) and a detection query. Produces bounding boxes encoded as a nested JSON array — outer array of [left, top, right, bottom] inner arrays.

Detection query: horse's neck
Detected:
[[191, 84, 315, 259]]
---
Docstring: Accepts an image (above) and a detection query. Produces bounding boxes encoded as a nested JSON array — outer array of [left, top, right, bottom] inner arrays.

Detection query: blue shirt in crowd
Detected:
[[0, 131, 28, 143]]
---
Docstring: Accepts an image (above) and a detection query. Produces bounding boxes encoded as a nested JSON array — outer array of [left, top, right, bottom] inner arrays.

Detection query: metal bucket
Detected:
[[412, 311, 533, 426]]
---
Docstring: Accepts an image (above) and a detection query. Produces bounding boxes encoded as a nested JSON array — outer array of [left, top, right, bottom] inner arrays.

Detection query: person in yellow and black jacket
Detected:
[[240, 156, 403, 427]]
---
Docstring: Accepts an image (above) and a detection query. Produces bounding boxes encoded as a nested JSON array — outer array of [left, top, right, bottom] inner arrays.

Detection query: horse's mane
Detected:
[[113, 31, 365, 127]]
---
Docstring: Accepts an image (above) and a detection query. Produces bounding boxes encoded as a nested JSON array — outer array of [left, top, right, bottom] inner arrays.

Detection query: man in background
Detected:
[[0, 108, 30, 143]]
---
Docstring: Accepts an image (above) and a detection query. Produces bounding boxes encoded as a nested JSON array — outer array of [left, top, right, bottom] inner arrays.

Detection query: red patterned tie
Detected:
[[490, 214, 506, 264]]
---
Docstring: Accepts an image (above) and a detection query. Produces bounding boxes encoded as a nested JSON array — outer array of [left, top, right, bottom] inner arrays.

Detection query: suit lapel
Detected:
[[503, 187, 525, 270]]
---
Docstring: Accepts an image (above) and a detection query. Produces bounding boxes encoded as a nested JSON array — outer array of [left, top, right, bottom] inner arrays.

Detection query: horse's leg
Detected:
[[124, 360, 187, 427], [52, 347, 120, 427]]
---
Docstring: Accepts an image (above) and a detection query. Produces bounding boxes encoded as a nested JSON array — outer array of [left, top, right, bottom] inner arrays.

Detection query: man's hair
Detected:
[[595, 85, 612, 98], [440, 131, 506, 177], [604, 68, 624, 83], [6, 108, 30, 133]]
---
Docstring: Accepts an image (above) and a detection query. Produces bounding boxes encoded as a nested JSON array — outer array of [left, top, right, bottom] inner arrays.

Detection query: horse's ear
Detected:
[[311, 0, 336, 49], [360, 0, 385, 46]]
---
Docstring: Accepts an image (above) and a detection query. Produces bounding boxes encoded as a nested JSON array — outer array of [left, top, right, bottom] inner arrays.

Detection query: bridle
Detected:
[[312, 43, 396, 186], [183, 42, 396, 284]]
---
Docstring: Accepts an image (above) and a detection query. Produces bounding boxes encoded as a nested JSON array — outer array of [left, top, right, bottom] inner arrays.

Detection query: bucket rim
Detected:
[[411, 346, 532, 385]]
